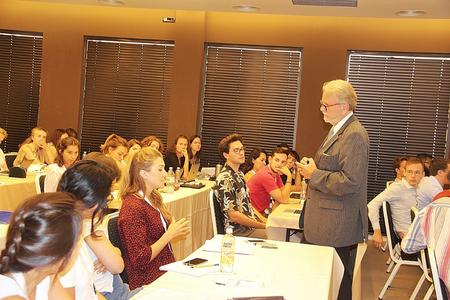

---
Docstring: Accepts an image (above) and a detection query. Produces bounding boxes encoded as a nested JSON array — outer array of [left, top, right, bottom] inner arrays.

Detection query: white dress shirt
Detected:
[[416, 176, 443, 210], [368, 178, 417, 234]]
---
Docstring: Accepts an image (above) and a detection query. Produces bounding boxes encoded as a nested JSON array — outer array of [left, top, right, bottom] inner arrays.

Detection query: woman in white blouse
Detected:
[[44, 137, 80, 192]]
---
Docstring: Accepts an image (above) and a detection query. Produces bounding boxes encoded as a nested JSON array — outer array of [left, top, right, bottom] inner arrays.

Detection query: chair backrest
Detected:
[[382, 201, 400, 260], [35, 173, 46, 194], [4, 152, 17, 169], [428, 245, 445, 300], [210, 188, 225, 235], [105, 212, 129, 284]]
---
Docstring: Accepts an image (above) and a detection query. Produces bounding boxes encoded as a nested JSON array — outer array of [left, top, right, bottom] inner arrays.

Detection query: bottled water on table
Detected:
[[165, 167, 175, 193], [220, 227, 235, 273], [300, 179, 307, 201]]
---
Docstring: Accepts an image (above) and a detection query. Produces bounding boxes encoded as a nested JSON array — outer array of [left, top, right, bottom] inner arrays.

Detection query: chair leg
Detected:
[[379, 263, 401, 299], [386, 256, 392, 265], [409, 273, 426, 300], [386, 259, 395, 273], [423, 284, 434, 300]]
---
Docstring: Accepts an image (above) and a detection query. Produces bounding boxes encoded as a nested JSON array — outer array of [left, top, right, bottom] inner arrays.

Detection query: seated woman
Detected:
[[124, 139, 141, 165], [118, 147, 189, 290], [188, 135, 202, 168], [141, 135, 164, 153], [0, 127, 8, 171], [14, 127, 54, 169], [47, 128, 68, 163], [101, 134, 128, 172], [0, 192, 82, 300], [44, 137, 80, 192], [164, 135, 189, 179], [58, 159, 133, 299], [281, 150, 301, 185], [243, 148, 267, 183]]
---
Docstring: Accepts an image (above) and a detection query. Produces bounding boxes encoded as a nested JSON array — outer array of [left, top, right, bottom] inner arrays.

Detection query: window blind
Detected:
[[199, 44, 302, 166], [347, 51, 450, 201], [80, 37, 174, 152], [0, 30, 42, 153]]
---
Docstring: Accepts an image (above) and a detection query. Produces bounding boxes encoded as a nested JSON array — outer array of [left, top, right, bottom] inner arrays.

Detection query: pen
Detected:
[[191, 263, 219, 268]]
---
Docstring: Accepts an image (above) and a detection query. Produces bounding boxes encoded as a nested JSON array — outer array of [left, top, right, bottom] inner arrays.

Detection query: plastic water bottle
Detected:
[[220, 227, 235, 273], [300, 179, 307, 201], [82, 151, 87, 159], [174, 167, 181, 190], [166, 167, 175, 193]]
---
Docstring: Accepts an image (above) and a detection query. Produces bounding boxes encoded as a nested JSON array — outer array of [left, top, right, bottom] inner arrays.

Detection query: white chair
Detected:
[[35, 173, 46, 194], [378, 201, 420, 299], [428, 245, 445, 300]]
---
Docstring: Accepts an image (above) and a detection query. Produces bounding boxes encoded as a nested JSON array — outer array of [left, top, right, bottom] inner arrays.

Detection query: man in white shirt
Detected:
[[392, 156, 408, 182], [368, 157, 424, 250], [416, 158, 450, 210]]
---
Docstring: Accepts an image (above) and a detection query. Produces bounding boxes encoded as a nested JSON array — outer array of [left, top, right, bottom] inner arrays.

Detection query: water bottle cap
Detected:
[[225, 227, 233, 234], [169, 167, 173, 170]]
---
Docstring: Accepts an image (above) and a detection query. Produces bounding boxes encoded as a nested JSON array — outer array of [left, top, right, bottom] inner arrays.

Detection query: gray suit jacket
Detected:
[[304, 115, 369, 247]]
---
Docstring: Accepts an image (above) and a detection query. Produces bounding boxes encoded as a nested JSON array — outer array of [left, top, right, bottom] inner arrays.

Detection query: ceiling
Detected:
[[28, 0, 450, 19]]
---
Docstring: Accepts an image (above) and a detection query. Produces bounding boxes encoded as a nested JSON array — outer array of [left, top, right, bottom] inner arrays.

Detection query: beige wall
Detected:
[[1, 1, 450, 156]]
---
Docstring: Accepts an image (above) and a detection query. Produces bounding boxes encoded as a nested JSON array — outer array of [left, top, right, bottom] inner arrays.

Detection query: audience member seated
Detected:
[[281, 150, 302, 186], [214, 134, 266, 237], [416, 158, 450, 210], [58, 160, 133, 299], [368, 157, 424, 250], [242, 148, 267, 183], [188, 135, 202, 168], [392, 155, 408, 183], [248, 147, 300, 216], [164, 134, 189, 179], [44, 137, 80, 192], [48, 128, 69, 163], [118, 147, 189, 290], [402, 195, 450, 299], [417, 153, 433, 176], [0, 192, 82, 299], [65, 128, 78, 139], [14, 127, 54, 169], [141, 135, 164, 153], [124, 139, 141, 165], [101, 133, 129, 171], [0, 128, 8, 171]]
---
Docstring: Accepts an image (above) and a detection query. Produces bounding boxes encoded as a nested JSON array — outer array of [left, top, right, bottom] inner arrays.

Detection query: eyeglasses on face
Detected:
[[320, 101, 343, 111], [231, 147, 245, 154]]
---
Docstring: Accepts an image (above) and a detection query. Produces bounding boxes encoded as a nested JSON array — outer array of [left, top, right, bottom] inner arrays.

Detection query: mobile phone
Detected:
[[183, 258, 208, 266], [290, 192, 301, 199]]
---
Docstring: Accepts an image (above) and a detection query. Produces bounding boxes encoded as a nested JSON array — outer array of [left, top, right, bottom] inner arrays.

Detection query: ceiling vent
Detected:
[[292, 0, 357, 7]]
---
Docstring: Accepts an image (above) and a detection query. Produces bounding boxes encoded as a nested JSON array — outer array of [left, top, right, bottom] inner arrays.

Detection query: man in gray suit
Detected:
[[298, 79, 369, 300]]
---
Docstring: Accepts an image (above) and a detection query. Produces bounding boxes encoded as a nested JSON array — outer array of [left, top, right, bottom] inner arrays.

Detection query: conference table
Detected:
[[0, 173, 37, 211], [132, 235, 344, 300], [109, 181, 215, 260], [266, 202, 367, 300]]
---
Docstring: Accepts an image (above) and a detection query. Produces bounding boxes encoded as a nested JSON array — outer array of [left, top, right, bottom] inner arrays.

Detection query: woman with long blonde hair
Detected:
[[118, 147, 189, 290]]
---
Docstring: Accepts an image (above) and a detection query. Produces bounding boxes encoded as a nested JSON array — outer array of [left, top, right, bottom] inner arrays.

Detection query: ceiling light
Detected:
[[395, 10, 426, 17], [232, 5, 260, 12], [98, 0, 124, 6]]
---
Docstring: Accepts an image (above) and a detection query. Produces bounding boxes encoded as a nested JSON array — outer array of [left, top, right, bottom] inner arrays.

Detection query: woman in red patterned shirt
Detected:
[[118, 147, 190, 290]]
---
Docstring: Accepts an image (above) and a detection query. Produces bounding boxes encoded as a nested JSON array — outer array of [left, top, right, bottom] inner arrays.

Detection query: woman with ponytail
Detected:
[[118, 147, 190, 290], [0, 192, 82, 299]]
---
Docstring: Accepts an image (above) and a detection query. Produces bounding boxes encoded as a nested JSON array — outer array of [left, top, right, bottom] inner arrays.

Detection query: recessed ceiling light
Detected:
[[395, 10, 426, 17], [232, 5, 260, 12], [98, 0, 124, 6]]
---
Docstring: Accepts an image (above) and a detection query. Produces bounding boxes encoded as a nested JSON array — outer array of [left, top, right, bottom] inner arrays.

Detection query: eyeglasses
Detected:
[[231, 147, 245, 154], [320, 101, 343, 111]]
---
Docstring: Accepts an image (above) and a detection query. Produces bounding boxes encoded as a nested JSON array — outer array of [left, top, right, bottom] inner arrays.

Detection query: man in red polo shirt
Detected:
[[247, 147, 294, 216]]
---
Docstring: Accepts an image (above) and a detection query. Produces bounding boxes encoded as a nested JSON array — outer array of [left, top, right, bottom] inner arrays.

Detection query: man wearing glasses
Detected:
[[298, 79, 369, 300], [214, 134, 266, 238], [247, 147, 295, 217]]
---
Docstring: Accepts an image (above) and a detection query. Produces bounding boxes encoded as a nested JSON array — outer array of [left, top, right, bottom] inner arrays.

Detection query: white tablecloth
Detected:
[[0, 174, 37, 211], [132, 235, 344, 300]]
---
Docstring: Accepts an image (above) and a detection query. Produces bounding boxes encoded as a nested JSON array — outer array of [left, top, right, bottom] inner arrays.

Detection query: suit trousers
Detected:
[[335, 244, 357, 300]]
